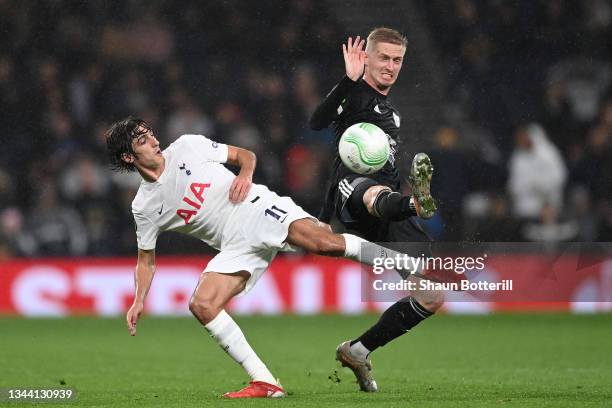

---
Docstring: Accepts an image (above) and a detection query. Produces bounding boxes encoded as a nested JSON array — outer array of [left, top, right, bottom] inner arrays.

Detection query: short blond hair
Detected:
[[366, 27, 408, 50]]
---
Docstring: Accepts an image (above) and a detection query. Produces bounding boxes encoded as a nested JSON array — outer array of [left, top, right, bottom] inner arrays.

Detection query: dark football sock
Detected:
[[373, 191, 417, 220], [350, 296, 433, 353]]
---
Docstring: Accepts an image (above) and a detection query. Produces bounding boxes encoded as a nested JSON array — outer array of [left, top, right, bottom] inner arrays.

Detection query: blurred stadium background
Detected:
[[1, 0, 612, 310], [1, 0, 610, 316], [1, 0, 611, 257], [1, 1, 612, 406]]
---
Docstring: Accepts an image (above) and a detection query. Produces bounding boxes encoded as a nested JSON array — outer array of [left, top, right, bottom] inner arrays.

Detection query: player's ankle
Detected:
[[252, 375, 278, 386], [349, 341, 371, 360]]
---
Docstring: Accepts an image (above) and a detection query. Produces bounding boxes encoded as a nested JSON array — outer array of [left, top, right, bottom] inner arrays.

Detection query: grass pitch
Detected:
[[1, 313, 611, 407]]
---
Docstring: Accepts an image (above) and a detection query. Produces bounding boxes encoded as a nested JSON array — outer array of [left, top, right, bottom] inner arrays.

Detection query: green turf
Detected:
[[1, 314, 611, 407]]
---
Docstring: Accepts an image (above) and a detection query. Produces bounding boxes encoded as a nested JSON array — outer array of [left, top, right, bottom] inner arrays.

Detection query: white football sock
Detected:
[[349, 341, 371, 360], [341, 233, 422, 277], [204, 310, 276, 385], [342, 233, 367, 261]]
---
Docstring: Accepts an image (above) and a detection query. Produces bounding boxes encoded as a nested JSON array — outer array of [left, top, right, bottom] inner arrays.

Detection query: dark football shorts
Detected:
[[334, 176, 432, 244]]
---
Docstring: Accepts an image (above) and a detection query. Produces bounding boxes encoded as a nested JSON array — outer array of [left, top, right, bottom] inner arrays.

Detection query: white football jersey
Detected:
[[132, 134, 241, 251]]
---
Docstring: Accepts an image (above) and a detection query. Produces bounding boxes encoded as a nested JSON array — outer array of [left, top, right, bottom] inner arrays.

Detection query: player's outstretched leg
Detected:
[[337, 277, 444, 392], [409, 152, 437, 219], [285, 218, 421, 276], [286, 218, 443, 392], [189, 271, 285, 398]]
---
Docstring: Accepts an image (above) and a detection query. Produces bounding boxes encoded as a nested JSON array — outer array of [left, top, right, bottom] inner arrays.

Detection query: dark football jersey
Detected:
[[310, 76, 402, 222]]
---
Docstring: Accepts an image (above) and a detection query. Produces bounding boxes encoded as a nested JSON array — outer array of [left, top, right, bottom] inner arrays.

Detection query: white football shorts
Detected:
[[203, 185, 315, 295]]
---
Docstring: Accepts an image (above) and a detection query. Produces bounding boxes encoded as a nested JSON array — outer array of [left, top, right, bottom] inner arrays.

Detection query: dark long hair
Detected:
[[105, 117, 152, 172]]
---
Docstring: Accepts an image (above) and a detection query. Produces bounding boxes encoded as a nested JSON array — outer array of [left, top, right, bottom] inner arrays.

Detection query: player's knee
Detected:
[[418, 290, 445, 312], [363, 185, 391, 216], [189, 296, 221, 323]]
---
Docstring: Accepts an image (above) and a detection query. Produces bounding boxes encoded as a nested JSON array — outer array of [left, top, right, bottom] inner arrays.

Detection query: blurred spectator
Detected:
[[165, 87, 214, 143], [522, 202, 578, 243], [469, 194, 521, 242], [568, 186, 598, 242], [82, 205, 116, 256], [284, 144, 324, 215], [570, 125, 612, 202], [600, 98, 612, 131], [598, 202, 612, 241], [508, 124, 567, 220], [0, 207, 26, 258], [20, 181, 88, 256], [548, 60, 611, 124], [100, 9, 174, 63], [582, 0, 612, 55], [120, 69, 151, 114], [293, 64, 334, 145], [0, 166, 16, 207], [539, 78, 576, 156], [60, 153, 112, 206], [109, 185, 140, 256], [68, 62, 103, 128], [293, 65, 320, 121], [429, 127, 470, 240]]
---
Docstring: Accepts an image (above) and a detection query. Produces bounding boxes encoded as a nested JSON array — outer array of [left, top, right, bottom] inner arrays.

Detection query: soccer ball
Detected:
[[338, 122, 390, 174]]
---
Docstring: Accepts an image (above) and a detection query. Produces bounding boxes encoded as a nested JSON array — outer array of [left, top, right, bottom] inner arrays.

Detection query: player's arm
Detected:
[[309, 36, 365, 130], [126, 248, 156, 336], [226, 145, 255, 203]]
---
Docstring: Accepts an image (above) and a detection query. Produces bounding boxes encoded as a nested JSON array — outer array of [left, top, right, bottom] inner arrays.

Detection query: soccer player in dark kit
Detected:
[[310, 27, 444, 392]]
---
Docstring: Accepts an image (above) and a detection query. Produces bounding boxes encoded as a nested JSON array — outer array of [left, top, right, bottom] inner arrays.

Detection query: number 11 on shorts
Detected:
[[265, 205, 287, 222]]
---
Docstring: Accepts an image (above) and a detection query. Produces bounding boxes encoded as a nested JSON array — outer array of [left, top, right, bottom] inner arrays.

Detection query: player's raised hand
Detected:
[[229, 175, 252, 203], [126, 301, 144, 336], [343, 36, 366, 81]]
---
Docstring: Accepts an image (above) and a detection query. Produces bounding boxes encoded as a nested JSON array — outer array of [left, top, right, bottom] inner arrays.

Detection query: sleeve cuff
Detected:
[[337, 75, 359, 92]]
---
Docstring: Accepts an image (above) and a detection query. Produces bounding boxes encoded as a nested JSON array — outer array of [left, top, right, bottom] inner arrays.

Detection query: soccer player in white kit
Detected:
[[106, 117, 415, 398]]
